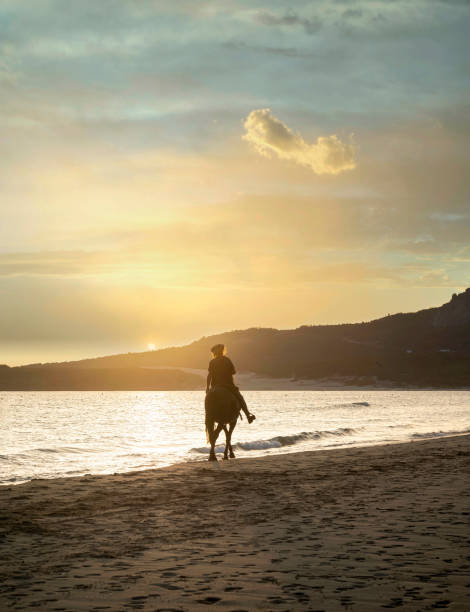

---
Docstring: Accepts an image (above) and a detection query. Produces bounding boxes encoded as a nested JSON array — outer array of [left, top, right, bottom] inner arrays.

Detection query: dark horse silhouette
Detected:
[[205, 386, 241, 461]]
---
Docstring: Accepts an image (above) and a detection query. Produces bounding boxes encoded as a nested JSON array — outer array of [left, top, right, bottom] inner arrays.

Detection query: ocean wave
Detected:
[[191, 427, 357, 454], [317, 401, 370, 410], [411, 427, 470, 440], [29, 447, 87, 454], [0, 446, 98, 462], [0, 476, 28, 483]]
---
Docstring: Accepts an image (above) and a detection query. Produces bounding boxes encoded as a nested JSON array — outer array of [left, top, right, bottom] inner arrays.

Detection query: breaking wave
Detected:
[[0, 446, 103, 463], [411, 427, 470, 440], [317, 401, 370, 410], [191, 427, 357, 454]]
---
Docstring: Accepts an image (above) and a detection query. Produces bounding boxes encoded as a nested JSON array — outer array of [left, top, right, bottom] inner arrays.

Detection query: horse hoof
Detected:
[[223, 455, 229, 460], [208, 454, 218, 462], [229, 453, 235, 459]]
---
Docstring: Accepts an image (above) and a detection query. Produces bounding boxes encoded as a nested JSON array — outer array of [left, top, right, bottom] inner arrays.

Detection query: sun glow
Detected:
[[147, 343, 156, 351]]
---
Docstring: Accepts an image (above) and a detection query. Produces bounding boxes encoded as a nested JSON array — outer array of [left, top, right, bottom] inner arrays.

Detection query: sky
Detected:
[[1, 0, 469, 365]]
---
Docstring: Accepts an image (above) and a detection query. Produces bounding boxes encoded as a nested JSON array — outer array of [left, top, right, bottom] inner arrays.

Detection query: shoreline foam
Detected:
[[3, 425, 470, 486]]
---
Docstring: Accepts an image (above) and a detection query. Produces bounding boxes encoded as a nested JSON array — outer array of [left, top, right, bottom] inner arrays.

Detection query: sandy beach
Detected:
[[1, 436, 469, 611], [147, 367, 408, 391]]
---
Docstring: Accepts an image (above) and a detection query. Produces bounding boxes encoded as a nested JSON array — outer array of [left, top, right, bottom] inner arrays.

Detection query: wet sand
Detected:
[[1, 435, 469, 611]]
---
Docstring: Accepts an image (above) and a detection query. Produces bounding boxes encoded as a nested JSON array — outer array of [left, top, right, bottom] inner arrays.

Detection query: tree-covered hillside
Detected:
[[7, 289, 470, 389]]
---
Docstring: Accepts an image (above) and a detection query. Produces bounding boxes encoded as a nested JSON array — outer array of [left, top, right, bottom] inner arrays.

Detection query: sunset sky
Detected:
[[1, 0, 469, 365]]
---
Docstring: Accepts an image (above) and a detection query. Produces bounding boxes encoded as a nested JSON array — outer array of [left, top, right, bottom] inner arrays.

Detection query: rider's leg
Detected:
[[232, 388, 256, 423]]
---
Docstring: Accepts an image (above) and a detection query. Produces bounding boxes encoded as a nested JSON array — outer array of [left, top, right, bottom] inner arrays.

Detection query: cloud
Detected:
[[342, 9, 363, 19], [415, 270, 452, 287], [0, 251, 119, 277], [254, 9, 322, 35], [5, 194, 466, 292], [224, 40, 307, 58], [243, 109, 356, 175]]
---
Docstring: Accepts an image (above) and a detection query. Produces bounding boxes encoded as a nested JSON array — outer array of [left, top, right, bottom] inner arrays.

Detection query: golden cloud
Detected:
[[243, 108, 356, 175]]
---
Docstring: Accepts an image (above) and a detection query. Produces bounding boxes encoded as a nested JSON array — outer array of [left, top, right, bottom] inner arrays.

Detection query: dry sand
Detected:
[[1, 436, 469, 611]]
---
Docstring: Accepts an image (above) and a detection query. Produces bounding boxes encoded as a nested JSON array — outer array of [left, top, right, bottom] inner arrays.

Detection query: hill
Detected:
[[5, 289, 470, 389], [0, 366, 204, 391]]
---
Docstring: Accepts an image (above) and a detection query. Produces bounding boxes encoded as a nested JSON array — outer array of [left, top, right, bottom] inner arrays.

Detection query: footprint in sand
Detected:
[[196, 596, 221, 604], [224, 586, 243, 591]]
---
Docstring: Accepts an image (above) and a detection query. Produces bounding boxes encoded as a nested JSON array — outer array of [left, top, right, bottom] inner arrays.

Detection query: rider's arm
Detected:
[[206, 371, 211, 393]]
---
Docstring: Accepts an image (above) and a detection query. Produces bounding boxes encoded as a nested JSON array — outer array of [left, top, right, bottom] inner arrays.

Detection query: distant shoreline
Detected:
[[2, 385, 470, 391], [1, 375, 470, 392], [2, 363, 470, 392]]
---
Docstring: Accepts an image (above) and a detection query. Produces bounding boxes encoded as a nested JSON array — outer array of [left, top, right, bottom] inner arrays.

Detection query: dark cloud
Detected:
[[254, 9, 322, 35], [223, 40, 307, 58]]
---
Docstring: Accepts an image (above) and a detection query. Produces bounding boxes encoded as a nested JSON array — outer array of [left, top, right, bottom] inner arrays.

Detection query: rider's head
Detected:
[[211, 344, 225, 358]]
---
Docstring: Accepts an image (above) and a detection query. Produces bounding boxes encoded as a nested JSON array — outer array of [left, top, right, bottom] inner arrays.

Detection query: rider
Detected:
[[206, 344, 256, 424]]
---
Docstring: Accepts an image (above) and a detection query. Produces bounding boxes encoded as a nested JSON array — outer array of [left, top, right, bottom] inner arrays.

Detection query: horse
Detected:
[[205, 386, 241, 461]]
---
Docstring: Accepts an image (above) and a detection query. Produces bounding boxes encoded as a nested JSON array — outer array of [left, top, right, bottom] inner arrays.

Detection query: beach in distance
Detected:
[[1, 434, 469, 611]]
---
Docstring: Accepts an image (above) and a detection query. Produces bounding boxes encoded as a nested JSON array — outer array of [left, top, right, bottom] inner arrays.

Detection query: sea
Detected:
[[1, 390, 469, 485]]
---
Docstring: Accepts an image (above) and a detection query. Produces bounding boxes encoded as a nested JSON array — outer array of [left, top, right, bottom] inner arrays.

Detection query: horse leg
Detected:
[[223, 425, 230, 460], [227, 420, 236, 458], [209, 423, 224, 461], [222, 421, 236, 459]]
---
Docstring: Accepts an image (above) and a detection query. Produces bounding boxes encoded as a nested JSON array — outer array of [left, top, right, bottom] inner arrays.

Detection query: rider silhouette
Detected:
[[206, 344, 256, 424]]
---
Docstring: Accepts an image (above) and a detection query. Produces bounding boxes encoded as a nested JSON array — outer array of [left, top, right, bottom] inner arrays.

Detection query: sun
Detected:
[[147, 343, 156, 351]]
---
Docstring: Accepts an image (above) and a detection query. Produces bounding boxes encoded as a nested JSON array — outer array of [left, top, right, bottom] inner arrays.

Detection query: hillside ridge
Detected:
[[2, 289, 470, 389]]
